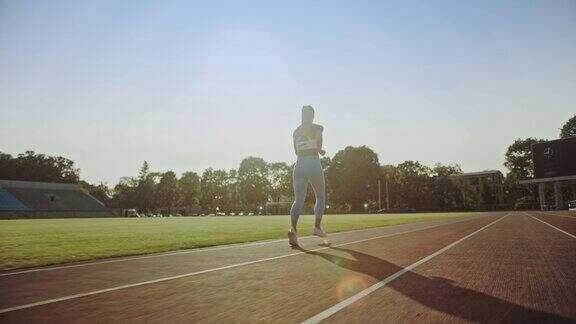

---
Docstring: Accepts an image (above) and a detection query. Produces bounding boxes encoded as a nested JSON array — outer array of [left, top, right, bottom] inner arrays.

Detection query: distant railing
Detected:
[[0, 209, 115, 219]]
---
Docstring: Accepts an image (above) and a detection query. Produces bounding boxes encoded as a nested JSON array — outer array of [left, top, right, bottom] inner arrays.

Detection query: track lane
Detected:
[[527, 211, 576, 236], [326, 213, 576, 323], [302, 216, 506, 323], [0, 214, 494, 311], [0, 214, 503, 323], [0, 216, 498, 310], [537, 211, 576, 218]]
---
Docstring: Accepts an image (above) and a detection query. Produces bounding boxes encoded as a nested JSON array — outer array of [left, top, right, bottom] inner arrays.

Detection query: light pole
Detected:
[[378, 180, 382, 211]]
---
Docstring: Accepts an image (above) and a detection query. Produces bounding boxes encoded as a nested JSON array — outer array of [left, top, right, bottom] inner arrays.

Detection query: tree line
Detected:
[[1, 114, 574, 214], [0, 148, 483, 213], [108, 147, 495, 214]]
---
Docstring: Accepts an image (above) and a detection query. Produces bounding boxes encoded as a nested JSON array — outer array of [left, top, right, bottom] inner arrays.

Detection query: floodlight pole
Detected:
[[378, 180, 382, 210]]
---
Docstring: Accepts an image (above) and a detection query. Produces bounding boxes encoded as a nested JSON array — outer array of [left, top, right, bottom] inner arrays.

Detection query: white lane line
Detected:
[[0, 215, 496, 314], [301, 215, 508, 324], [0, 238, 288, 277], [528, 214, 576, 239], [0, 215, 486, 277], [536, 212, 576, 219]]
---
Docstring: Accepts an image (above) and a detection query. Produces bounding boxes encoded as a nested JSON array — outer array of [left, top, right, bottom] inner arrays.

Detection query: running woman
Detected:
[[288, 105, 327, 247]]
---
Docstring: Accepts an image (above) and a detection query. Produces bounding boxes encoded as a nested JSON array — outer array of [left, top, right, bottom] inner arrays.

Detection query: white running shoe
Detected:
[[288, 229, 299, 247], [313, 227, 327, 238]]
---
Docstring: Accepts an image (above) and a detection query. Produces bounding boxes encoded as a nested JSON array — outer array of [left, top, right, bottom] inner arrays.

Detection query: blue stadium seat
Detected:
[[0, 188, 28, 210]]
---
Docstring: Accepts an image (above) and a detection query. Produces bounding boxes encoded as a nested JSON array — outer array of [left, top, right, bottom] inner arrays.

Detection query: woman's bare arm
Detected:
[[318, 130, 325, 156]]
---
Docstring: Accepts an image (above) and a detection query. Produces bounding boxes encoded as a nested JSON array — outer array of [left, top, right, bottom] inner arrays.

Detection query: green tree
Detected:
[[560, 114, 576, 138], [432, 163, 462, 177], [326, 146, 382, 211], [237, 157, 270, 209], [0, 152, 17, 179], [503, 138, 545, 207], [156, 171, 178, 214], [504, 138, 546, 179], [268, 162, 292, 202], [380, 164, 401, 209], [112, 176, 139, 208], [177, 171, 201, 212], [430, 163, 463, 209], [226, 169, 241, 211], [0, 151, 80, 183], [135, 161, 158, 212], [394, 161, 433, 209], [200, 168, 230, 213], [138, 161, 150, 182], [452, 176, 481, 209], [79, 181, 111, 205]]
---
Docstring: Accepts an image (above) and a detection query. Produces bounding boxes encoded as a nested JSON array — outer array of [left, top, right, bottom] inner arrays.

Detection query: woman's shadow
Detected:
[[295, 246, 573, 323]]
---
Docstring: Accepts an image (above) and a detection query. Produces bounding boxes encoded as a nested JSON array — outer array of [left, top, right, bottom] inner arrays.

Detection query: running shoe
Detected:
[[313, 227, 327, 238], [288, 229, 299, 247]]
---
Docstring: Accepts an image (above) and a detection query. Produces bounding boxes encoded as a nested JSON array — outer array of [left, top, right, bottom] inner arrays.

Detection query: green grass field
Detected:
[[0, 212, 479, 270]]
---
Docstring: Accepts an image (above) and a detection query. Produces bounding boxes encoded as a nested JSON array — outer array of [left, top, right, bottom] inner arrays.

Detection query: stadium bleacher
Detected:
[[0, 180, 113, 219]]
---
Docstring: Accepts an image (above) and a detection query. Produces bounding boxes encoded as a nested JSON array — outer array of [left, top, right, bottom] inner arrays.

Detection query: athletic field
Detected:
[[0, 211, 575, 322], [1, 212, 477, 270]]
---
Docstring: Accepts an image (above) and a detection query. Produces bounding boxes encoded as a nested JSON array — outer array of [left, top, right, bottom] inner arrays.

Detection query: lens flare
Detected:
[[336, 275, 368, 304]]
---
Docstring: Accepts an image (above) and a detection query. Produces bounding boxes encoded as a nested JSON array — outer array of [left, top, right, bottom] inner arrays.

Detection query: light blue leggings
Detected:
[[290, 155, 325, 227]]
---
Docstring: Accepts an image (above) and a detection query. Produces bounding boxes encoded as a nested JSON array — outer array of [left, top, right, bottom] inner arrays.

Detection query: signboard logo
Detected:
[[543, 147, 555, 159]]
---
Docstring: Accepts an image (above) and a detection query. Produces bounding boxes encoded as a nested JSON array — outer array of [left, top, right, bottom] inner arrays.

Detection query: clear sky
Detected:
[[1, 0, 575, 185]]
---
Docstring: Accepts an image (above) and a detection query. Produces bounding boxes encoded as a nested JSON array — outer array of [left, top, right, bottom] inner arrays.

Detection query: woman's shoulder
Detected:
[[293, 125, 303, 135], [294, 124, 323, 137]]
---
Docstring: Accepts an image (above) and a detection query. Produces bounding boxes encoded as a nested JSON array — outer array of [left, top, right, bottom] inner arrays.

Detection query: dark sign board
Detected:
[[532, 137, 576, 179]]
